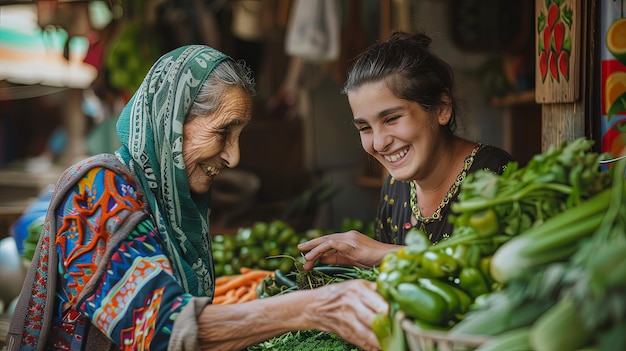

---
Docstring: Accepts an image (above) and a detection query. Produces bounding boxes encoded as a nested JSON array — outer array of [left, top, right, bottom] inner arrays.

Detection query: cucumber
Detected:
[[417, 277, 461, 318], [274, 269, 297, 288]]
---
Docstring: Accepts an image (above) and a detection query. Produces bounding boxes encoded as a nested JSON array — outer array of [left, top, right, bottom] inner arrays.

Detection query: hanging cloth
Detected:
[[284, 0, 341, 63]]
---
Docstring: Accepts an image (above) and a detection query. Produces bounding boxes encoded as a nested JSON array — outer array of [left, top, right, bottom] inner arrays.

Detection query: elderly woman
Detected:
[[6, 45, 387, 351]]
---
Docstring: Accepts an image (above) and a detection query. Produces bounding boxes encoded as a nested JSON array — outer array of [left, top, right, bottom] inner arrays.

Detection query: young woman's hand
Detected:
[[298, 230, 402, 270]]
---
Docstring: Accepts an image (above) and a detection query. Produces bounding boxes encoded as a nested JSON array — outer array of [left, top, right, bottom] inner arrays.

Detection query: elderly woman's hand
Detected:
[[198, 278, 388, 351], [298, 230, 402, 270], [305, 279, 389, 351]]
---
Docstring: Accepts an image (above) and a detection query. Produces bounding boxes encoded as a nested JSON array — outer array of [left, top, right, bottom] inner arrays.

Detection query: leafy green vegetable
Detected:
[[372, 138, 617, 345], [454, 153, 626, 350], [247, 330, 361, 351], [452, 138, 611, 235], [435, 138, 612, 256]]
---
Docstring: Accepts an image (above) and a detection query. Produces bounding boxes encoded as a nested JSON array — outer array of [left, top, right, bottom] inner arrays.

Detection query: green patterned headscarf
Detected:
[[115, 45, 229, 296]]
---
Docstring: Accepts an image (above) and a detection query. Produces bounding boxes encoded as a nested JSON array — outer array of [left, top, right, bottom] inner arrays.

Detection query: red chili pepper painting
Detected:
[[535, 0, 580, 103], [538, 0, 572, 82]]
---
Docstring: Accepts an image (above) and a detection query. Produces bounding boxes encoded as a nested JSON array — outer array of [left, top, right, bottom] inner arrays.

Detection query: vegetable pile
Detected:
[[247, 330, 360, 351], [250, 258, 373, 350], [371, 138, 617, 350], [212, 218, 374, 277], [212, 219, 375, 350], [212, 267, 273, 305], [257, 258, 370, 299], [212, 220, 313, 276], [450, 155, 626, 351]]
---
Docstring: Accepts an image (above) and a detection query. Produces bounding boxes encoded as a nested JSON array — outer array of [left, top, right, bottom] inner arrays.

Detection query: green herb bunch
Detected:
[[439, 137, 611, 252], [247, 330, 361, 351]]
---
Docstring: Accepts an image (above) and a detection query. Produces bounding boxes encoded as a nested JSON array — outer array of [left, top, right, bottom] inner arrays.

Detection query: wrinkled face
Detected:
[[349, 81, 450, 181], [183, 87, 252, 194]]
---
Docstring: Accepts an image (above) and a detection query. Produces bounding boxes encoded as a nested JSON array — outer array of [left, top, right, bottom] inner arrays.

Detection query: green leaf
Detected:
[[607, 91, 626, 122], [563, 6, 573, 27], [616, 122, 626, 133], [545, 0, 552, 10], [563, 35, 571, 52]]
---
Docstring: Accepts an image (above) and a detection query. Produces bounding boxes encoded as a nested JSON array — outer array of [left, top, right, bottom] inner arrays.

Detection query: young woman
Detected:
[[299, 31, 514, 270]]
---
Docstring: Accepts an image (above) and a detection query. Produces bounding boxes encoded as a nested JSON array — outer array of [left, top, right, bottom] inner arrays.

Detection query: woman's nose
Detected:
[[221, 139, 241, 168], [372, 130, 391, 153]]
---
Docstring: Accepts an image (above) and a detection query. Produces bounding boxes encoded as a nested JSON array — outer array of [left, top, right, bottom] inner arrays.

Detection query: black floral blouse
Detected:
[[374, 144, 514, 245]]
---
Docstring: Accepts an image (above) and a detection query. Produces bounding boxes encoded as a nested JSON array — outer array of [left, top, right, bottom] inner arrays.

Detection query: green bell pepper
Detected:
[[468, 208, 499, 236], [420, 250, 460, 278], [457, 267, 490, 299], [372, 312, 392, 348]]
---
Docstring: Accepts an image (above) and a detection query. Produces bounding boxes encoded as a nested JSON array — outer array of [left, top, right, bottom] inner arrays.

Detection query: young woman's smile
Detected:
[[349, 80, 444, 181], [383, 146, 410, 164]]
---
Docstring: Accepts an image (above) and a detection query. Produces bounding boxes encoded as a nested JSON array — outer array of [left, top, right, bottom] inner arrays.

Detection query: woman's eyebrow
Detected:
[[378, 105, 405, 116], [220, 118, 247, 128], [353, 105, 405, 125]]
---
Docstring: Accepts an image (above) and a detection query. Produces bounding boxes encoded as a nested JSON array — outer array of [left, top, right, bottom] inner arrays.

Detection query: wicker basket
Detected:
[[398, 312, 492, 351]]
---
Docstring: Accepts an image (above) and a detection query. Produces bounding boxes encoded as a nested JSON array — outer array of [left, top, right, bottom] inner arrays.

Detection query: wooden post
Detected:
[[60, 88, 87, 166], [535, 0, 595, 150]]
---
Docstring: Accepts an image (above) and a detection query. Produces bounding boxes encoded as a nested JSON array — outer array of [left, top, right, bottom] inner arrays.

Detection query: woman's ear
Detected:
[[437, 94, 453, 125]]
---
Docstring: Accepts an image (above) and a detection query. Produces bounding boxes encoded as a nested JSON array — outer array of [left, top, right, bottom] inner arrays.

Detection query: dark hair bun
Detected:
[[389, 31, 432, 50]]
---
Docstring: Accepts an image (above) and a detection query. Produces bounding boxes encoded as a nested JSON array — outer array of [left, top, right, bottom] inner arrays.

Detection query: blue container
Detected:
[[10, 185, 53, 255]]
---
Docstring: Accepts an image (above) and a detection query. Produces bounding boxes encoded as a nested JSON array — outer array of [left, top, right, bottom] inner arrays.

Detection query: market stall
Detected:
[[1, 0, 625, 350], [194, 137, 625, 351]]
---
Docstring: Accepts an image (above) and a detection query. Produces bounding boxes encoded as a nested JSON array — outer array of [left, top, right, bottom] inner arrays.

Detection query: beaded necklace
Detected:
[[409, 144, 481, 226]]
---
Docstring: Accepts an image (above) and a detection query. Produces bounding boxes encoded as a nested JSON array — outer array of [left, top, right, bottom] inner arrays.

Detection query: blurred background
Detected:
[[0, 0, 539, 237]]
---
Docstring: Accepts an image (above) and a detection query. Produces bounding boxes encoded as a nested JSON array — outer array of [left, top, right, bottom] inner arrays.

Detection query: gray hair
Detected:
[[187, 58, 256, 120]]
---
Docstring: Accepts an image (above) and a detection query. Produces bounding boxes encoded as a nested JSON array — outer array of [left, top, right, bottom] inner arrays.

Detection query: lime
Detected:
[[252, 221, 269, 239], [278, 227, 296, 244], [237, 227, 255, 246], [213, 250, 225, 263]]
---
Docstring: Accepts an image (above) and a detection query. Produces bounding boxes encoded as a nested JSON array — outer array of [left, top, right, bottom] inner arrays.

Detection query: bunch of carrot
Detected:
[[213, 268, 274, 304]]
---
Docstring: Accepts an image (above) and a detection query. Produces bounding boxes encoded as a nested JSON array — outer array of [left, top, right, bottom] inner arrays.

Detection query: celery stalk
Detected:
[[521, 213, 604, 256], [514, 188, 611, 240], [490, 211, 602, 284], [530, 296, 592, 351]]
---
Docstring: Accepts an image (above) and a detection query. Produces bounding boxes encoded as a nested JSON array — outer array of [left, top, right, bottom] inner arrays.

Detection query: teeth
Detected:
[[384, 148, 408, 162], [206, 166, 220, 176]]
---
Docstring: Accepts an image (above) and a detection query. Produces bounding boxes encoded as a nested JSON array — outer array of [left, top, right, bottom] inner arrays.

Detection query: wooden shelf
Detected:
[[490, 90, 536, 107]]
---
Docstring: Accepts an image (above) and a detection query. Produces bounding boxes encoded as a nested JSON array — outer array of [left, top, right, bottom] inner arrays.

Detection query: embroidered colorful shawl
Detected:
[[6, 155, 155, 351], [5, 45, 231, 351], [115, 45, 229, 295]]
